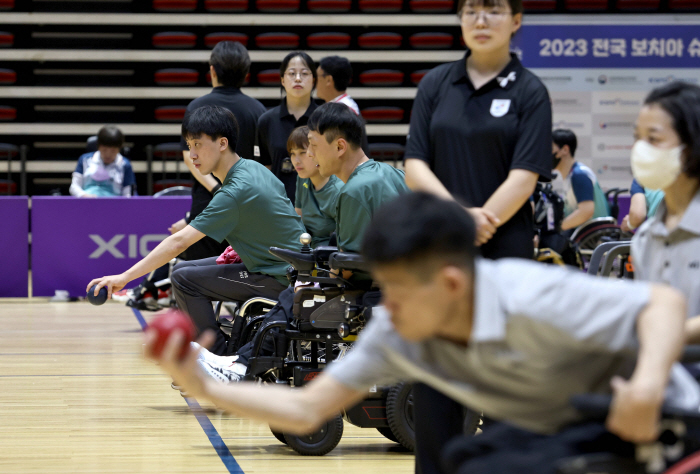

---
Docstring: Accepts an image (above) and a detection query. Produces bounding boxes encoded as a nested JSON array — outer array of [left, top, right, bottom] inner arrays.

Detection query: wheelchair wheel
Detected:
[[269, 426, 287, 445], [386, 382, 416, 451], [376, 427, 399, 443], [283, 414, 344, 456]]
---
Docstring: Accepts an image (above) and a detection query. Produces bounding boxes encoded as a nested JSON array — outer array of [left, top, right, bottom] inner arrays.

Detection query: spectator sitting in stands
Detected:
[[621, 178, 665, 232], [70, 126, 134, 197], [552, 128, 610, 231], [315, 56, 360, 115]]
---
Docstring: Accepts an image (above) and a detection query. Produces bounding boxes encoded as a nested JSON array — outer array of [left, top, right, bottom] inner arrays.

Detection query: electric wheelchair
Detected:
[[239, 233, 417, 456]]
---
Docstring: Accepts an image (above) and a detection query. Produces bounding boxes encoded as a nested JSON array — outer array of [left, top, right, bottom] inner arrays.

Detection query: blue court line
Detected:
[[184, 397, 245, 474], [130, 307, 149, 330], [128, 307, 244, 473]]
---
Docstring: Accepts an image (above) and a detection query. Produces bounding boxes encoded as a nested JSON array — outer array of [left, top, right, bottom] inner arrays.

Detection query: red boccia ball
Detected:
[[148, 310, 196, 360]]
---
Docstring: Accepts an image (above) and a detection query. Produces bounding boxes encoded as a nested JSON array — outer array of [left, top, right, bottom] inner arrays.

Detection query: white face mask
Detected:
[[630, 140, 684, 190]]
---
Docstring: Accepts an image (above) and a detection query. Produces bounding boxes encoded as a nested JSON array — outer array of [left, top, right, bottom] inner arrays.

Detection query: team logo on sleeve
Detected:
[[490, 99, 511, 118]]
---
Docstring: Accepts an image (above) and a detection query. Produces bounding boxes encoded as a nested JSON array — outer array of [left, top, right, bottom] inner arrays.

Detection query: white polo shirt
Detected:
[[331, 93, 360, 115], [325, 258, 700, 434]]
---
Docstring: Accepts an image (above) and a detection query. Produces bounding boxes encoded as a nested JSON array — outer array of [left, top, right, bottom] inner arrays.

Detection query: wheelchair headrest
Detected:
[[329, 252, 373, 274]]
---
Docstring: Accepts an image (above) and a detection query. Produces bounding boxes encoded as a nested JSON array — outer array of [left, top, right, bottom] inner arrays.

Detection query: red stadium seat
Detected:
[[155, 106, 187, 122], [256, 0, 300, 11], [0, 0, 14, 10], [410, 69, 430, 85], [255, 33, 300, 49], [152, 32, 197, 49], [669, 0, 700, 8], [410, 32, 453, 49], [409, 0, 454, 12], [307, 0, 352, 11], [361, 106, 404, 123], [0, 106, 16, 121], [522, 0, 556, 9], [0, 69, 16, 85], [358, 32, 402, 49], [368, 143, 405, 163], [154, 69, 199, 86], [257, 69, 282, 86], [153, 0, 197, 11], [0, 143, 18, 195], [564, 0, 608, 9], [307, 32, 351, 49], [204, 0, 249, 11], [154, 143, 192, 192], [616, 0, 659, 8], [205, 33, 249, 48], [0, 32, 14, 47], [359, 69, 405, 86], [359, 0, 404, 11]]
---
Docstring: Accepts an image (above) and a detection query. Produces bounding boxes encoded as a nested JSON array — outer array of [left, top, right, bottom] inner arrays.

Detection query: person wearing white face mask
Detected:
[[630, 81, 700, 342]]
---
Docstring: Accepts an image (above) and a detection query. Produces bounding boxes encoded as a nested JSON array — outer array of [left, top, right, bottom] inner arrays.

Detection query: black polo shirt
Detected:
[[254, 99, 320, 202], [179, 85, 267, 227], [405, 51, 552, 260]]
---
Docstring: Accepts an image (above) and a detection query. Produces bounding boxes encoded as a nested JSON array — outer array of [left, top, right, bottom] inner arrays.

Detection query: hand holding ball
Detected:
[[148, 310, 195, 360], [87, 284, 108, 305]]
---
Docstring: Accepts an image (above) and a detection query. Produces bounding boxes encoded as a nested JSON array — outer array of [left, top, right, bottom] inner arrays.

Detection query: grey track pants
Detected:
[[171, 257, 288, 355]]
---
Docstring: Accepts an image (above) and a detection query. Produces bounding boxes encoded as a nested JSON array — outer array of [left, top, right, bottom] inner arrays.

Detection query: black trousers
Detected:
[[171, 257, 288, 356], [441, 421, 635, 474]]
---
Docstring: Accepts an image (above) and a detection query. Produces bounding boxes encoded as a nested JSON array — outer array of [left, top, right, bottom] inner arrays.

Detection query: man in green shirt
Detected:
[[307, 102, 408, 254], [87, 105, 305, 355]]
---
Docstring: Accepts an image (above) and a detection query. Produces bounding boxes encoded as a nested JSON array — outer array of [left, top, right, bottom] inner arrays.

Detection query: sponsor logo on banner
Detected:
[[592, 92, 646, 114], [594, 115, 637, 134], [552, 114, 592, 135], [590, 75, 640, 86], [648, 74, 699, 84], [88, 233, 169, 259], [592, 158, 634, 189], [593, 136, 634, 159]]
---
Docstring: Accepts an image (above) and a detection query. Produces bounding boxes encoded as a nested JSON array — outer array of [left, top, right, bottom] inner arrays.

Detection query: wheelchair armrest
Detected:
[[314, 246, 339, 269], [571, 393, 700, 424], [269, 247, 316, 272], [329, 252, 373, 274]]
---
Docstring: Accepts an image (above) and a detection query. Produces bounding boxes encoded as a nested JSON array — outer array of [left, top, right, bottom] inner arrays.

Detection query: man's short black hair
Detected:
[[552, 129, 578, 157], [645, 81, 700, 180], [307, 102, 363, 149], [319, 56, 353, 92], [361, 192, 478, 276], [209, 41, 251, 88], [181, 105, 239, 152], [97, 126, 124, 148]]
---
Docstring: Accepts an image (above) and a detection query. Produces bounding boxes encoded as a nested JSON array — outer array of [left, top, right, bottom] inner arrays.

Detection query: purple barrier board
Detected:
[[32, 196, 191, 297], [0, 196, 29, 297]]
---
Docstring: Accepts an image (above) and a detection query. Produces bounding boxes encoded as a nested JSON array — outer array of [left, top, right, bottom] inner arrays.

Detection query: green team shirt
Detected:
[[295, 175, 343, 248], [190, 158, 306, 284], [336, 160, 408, 253]]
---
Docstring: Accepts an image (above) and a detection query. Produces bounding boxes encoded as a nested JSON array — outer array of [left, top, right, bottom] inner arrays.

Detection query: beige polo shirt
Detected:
[[632, 189, 700, 319]]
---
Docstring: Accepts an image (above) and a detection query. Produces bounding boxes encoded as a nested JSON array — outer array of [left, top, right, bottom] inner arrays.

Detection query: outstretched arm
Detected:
[[607, 284, 686, 442], [146, 330, 367, 434], [86, 225, 205, 298]]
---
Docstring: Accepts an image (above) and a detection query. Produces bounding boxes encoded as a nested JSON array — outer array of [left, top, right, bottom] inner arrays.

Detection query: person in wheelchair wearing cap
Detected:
[[146, 191, 699, 474]]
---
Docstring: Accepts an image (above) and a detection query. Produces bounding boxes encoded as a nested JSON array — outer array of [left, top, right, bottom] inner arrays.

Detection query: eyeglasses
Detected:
[[284, 69, 313, 80], [461, 8, 512, 23]]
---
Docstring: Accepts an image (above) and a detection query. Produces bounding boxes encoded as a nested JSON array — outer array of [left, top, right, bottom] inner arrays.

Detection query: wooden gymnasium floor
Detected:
[[0, 299, 414, 473]]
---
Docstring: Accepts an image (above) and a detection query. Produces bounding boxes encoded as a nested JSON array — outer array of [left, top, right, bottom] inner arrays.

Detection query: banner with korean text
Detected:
[[514, 22, 700, 189]]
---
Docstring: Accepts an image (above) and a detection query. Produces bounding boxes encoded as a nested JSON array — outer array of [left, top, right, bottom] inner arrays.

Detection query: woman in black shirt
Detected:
[[403, 0, 552, 472], [254, 51, 319, 202]]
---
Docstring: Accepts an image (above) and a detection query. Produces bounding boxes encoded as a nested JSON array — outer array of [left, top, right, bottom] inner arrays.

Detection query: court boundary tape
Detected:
[[130, 307, 245, 474]]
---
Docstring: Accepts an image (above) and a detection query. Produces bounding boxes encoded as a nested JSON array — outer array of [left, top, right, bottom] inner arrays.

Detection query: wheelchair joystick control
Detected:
[[300, 233, 312, 254]]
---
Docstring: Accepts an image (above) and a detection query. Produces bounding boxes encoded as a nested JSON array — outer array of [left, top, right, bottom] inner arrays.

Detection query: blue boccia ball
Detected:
[[87, 285, 108, 305]]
